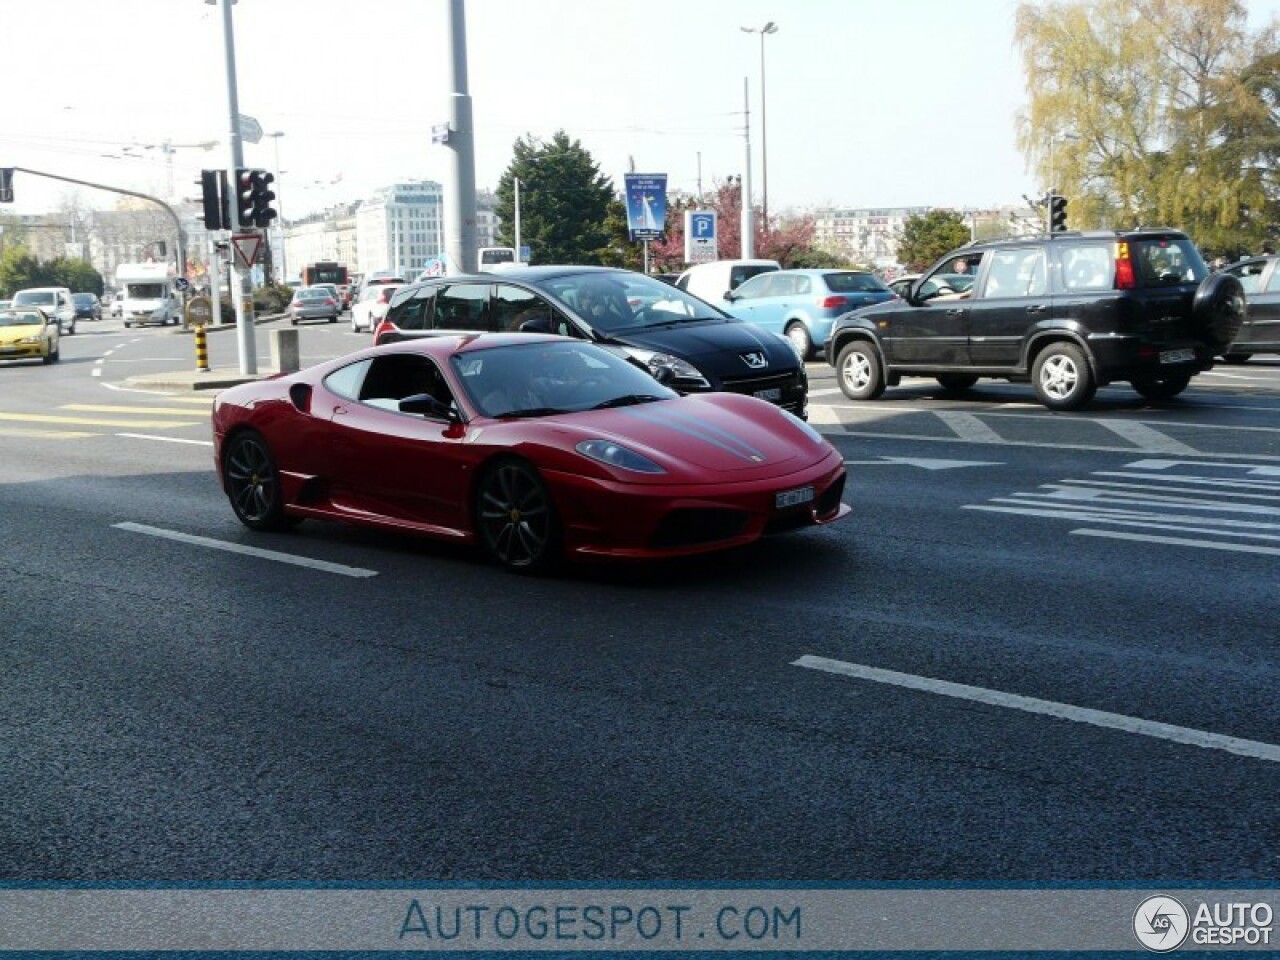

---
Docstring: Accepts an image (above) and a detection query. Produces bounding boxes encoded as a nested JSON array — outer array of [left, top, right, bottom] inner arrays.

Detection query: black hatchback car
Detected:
[[71, 292, 101, 323], [825, 229, 1246, 410], [373, 266, 807, 417]]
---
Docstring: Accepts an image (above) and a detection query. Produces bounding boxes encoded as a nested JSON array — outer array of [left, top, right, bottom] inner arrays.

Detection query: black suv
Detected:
[[373, 266, 807, 418], [826, 229, 1246, 410]]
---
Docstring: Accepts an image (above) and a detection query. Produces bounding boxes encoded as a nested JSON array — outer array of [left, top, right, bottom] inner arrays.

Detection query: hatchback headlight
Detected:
[[19, 335, 42, 344], [576, 439, 666, 474], [624, 348, 709, 387]]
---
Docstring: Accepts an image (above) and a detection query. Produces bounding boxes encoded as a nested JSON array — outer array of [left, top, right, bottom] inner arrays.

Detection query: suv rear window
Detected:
[[1132, 236, 1207, 287]]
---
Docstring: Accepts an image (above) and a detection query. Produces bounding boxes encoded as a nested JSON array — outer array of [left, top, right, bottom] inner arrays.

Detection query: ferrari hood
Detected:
[[553, 395, 824, 476]]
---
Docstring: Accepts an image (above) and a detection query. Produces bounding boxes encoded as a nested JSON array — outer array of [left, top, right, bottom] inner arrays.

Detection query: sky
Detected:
[[4, 0, 1280, 221]]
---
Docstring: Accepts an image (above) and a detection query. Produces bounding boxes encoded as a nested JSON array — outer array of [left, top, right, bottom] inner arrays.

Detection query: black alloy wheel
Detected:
[[476, 459, 561, 574], [223, 430, 292, 531]]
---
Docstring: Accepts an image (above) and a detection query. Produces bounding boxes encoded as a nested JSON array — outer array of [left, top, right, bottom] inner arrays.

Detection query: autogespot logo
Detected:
[[1134, 895, 1190, 952]]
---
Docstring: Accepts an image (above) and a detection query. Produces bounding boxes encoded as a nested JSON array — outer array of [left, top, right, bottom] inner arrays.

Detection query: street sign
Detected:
[[238, 114, 263, 144], [174, 277, 191, 291], [185, 296, 213, 327], [431, 123, 451, 145], [230, 233, 262, 270], [685, 210, 718, 263]]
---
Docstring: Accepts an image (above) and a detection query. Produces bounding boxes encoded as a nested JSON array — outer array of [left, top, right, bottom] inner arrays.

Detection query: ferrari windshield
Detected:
[[451, 340, 677, 419], [538, 272, 727, 334]]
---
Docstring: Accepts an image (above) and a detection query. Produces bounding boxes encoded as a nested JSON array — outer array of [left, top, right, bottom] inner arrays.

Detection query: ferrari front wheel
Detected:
[[223, 430, 293, 531], [476, 459, 561, 574]]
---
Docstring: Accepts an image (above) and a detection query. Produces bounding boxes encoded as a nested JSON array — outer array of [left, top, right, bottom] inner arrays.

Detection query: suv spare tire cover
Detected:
[[1192, 272, 1247, 351]]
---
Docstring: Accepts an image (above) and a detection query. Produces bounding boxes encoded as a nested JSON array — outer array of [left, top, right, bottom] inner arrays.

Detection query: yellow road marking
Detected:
[[61, 403, 210, 416], [0, 427, 98, 439], [0, 412, 200, 428]]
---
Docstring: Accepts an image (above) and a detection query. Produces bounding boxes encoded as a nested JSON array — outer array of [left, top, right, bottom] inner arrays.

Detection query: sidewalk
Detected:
[[125, 313, 287, 392]]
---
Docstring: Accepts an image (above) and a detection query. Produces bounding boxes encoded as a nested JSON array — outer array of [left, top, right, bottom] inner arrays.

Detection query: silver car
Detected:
[[288, 286, 340, 325]]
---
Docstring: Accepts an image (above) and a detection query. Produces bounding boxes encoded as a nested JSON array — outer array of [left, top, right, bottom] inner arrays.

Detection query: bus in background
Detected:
[[478, 247, 521, 272], [302, 262, 351, 305]]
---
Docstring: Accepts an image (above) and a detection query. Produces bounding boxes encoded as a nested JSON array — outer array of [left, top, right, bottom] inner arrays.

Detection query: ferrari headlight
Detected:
[[624, 348, 709, 387], [576, 439, 666, 474]]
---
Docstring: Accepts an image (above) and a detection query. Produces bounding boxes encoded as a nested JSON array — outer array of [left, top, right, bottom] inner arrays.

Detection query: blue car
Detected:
[[721, 268, 897, 360]]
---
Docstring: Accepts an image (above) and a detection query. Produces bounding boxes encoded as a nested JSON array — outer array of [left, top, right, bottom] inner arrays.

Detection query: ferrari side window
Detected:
[[323, 359, 373, 401]]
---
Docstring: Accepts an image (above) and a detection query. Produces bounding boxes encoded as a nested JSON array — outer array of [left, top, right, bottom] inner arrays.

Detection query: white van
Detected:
[[675, 258, 780, 306]]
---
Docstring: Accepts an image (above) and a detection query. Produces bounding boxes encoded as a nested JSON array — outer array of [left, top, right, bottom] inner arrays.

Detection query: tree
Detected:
[[0, 245, 103, 297], [494, 131, 615, 265], [895, 210, 972, 271], [1014, 0, 1280, 252]]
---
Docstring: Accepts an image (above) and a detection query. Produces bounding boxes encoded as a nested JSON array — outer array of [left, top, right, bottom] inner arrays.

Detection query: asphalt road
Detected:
[[1, 318, 1277, 882]]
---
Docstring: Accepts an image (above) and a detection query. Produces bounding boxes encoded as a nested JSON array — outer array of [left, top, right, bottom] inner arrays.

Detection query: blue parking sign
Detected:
[[691, 213, 715, 238]]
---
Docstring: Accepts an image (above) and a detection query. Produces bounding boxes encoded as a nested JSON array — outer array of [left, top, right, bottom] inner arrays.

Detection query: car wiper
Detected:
[[591, 394, 667, 410], [497, 406, 571, 419]]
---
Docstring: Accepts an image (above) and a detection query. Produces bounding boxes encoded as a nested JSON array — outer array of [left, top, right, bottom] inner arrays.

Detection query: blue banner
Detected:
[[624, 173, 667, 242]]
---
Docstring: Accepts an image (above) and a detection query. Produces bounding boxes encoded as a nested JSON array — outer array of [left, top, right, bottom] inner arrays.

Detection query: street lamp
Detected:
[[741, 21, 778, 233], [267, 130, 286, 281]]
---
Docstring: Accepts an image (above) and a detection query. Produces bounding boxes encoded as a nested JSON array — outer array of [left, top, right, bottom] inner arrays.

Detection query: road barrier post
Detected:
[[194, 324, 210, 372]]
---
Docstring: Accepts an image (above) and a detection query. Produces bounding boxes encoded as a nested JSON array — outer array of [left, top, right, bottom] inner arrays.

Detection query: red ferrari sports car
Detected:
[[212, 334, 849, 572]]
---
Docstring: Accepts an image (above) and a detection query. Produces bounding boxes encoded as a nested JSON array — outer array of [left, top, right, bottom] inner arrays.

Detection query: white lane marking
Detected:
[[101, 382, 181, 396], [92, 367, 101, 378], [1072, 527, 1280, 556], [1125, 458, 1280, 476], [934, 410, 1005, 444], [112, 522, 378, 578], [63, 403, 208, 415], [793, 654, 1280, 763], [844, 456, 1003, 470], [1091, 419, 1199, 454], [115, 433, 213, 446], [808, 387, 845, 398]]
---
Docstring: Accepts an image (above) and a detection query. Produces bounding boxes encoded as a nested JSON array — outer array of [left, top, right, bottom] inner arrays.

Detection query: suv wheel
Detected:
[[1131, 373, 1191, 402], [836, 341, 886, 401], [1032, 342, 1096, 411], [1192, 273, 1247, 351]]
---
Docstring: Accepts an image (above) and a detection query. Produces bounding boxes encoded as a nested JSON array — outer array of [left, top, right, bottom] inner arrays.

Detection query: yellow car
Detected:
[[0, 307, 60, 364]]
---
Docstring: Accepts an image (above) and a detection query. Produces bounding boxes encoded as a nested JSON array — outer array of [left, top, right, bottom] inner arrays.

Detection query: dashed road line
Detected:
[[112, 522, 379, 578], [1092, 419, 1199, 454], [934, 410, 1005, 444], [793, 654, 1280, 763]]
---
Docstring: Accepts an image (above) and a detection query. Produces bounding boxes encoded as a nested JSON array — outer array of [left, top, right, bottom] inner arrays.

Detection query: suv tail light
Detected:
[[1114, 241, 1136, 289], [818, 295, 848, 309]]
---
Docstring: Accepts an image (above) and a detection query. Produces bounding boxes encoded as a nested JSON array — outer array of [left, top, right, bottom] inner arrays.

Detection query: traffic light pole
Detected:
[[2, 166, 187, 301], [215, 0, 256, 376]]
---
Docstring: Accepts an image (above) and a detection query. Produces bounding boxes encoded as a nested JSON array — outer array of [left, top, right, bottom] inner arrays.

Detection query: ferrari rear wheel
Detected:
[[476, 459, 561, 574], [223, 430, 293, 532]]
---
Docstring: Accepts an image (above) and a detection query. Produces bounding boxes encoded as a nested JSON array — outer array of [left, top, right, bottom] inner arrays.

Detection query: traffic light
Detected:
[[236, 168, 277, 228], [1050, 193, 1068, 233], [0, 167, 14, 203], [198, 169, 228, 230]]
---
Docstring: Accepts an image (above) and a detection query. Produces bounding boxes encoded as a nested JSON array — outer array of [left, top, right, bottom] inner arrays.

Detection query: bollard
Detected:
[[194, 323, 210, 372], [270, 328, 301, 373]]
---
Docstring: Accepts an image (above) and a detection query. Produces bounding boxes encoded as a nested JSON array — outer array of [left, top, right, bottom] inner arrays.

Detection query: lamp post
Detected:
[[741, 21, 778, 233], [268, 130, 286, 282]]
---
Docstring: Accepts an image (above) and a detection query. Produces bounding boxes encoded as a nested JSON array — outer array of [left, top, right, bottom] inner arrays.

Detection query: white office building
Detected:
[[355, 182, 444, 278]]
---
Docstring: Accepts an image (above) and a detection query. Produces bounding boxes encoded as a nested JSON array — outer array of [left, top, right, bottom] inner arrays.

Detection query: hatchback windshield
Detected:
[[539, 272, 726, 334], [72, 294, 96, 307], [0, 310, 44, 327]]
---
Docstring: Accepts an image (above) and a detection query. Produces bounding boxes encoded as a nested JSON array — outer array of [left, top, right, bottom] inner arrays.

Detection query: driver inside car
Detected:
[[575, 281, 633, 327]]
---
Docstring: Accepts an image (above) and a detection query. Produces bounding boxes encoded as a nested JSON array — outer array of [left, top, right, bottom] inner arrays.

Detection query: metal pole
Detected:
[[514, 176, 521, 263], [443, 0, 477, 275], [218, 0, 255, 375], [759, 32, 769, 233], [740, 78, 755, 259]]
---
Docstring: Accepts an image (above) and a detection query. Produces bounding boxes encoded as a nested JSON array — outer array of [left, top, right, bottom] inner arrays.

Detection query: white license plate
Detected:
[[775, 486, 815, 509], [1160, 348, 1194, 364], [754, 387, 782, 401]]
